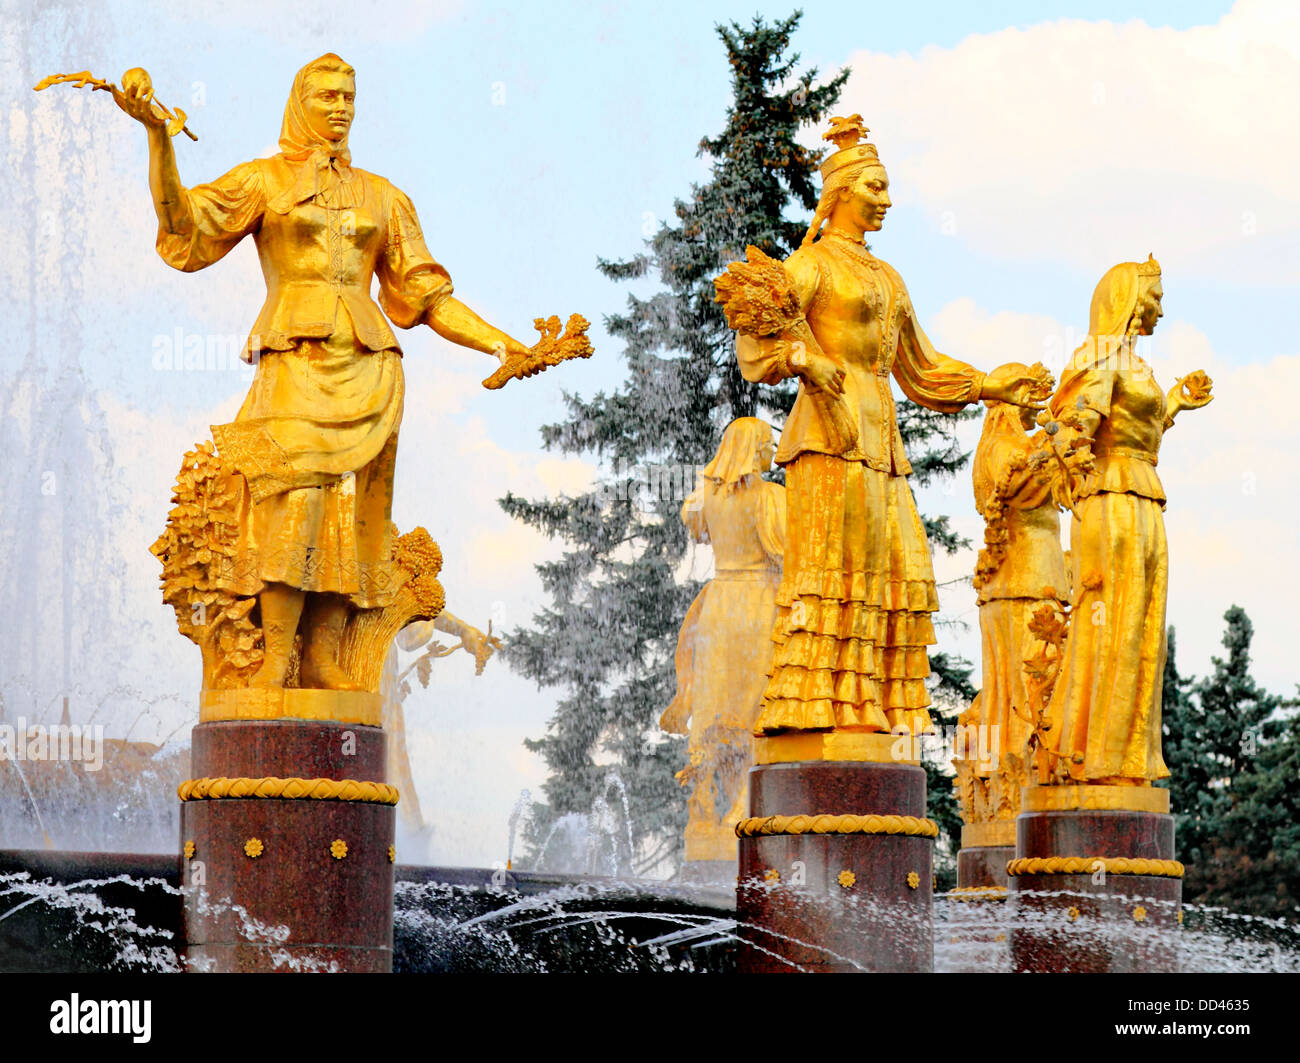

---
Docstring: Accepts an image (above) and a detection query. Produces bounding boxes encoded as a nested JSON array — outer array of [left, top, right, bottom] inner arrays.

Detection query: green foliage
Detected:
[[1162, 607, 1299, 917], [501, 11, 977, 873]]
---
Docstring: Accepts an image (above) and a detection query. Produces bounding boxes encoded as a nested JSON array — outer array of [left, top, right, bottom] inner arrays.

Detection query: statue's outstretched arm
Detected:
[[424, 298, 531, 362]]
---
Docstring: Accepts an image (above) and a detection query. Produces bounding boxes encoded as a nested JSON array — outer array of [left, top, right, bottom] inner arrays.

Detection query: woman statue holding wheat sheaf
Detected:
[[715, 115, 1050, 739]]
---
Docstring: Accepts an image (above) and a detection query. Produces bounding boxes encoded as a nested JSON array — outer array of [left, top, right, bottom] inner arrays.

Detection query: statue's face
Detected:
[[1135, 281, 1164, 335], [303, 70, 355, 143], [758, 437, 776, 471], [841, 164, 891, 231]]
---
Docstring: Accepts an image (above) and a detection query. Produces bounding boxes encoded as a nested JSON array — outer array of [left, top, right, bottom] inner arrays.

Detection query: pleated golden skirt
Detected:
[[756, 452, 938, 734]]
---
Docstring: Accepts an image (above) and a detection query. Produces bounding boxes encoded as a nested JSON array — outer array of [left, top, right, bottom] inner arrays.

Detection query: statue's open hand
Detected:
[[982, 361, 1054, 410], [1168, 370, 1214, 416], [111, 68, 167, 130]]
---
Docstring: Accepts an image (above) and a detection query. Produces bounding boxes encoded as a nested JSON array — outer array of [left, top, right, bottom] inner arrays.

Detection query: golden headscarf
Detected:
[[270, 53, 361, 214], [1051, 256, 1160, 416], [681, 417, 775, 541], [698, 418, 775, 489]]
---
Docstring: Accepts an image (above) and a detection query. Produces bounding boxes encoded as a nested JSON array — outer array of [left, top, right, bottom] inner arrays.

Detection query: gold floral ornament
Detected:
[[244, 838, 264, 859], [1023, 601, 1082, 784], [763, 868, 781, 884], [330, 839, 349, 861], [1173, 369, 1213, 406], [837, 870, 856, 889], [906, 871, 920, 890], [1133, 906, 1148, 923], [183, 840, 196, 860], [1067, 906, 1081, 922], [387, 845, 396, 864], [150, 443, 264, 689], [34, 67, 197, 140], [823, 113, 869, 152], [714, 246, 858, 452], [481, 314, 593, 391], [1034, 403, 1096, 516]]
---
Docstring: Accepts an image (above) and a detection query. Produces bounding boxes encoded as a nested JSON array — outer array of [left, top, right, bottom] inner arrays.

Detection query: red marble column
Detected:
[[179, 719, 396, 972], [1009, 788, 1182, 973], [736, 760, 934, 973], [957, 846, 1014, 888]]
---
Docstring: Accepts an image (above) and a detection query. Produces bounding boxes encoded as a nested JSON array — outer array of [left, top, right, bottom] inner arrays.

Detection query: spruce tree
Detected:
[[1163, 607, 1295, 909], [1160, 627, 1200, 830], [502, 12, 976, 872], [1214, 706, 1300, 917]]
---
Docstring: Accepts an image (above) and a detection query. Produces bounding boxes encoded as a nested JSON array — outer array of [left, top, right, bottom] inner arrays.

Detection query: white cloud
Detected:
[[838, 0, 1300, 282]]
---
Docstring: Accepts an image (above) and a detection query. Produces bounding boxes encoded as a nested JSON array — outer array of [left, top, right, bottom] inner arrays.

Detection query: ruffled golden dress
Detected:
[[1047, 355, 1171, 781], [155, 156, 452, 608], [737, 238, 985, 734]]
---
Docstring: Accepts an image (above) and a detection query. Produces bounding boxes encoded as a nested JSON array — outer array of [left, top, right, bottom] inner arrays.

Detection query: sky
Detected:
[[1, 0, 1296, 868]]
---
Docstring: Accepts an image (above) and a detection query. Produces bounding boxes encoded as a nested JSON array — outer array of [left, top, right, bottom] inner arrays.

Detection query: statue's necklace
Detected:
[[821, 229, 887, 317], [822, 229, 881, 270]]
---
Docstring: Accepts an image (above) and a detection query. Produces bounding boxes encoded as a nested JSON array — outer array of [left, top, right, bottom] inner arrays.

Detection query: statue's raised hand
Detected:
[[112, 68, 167, 130], [1167, 370, 1213, 418]]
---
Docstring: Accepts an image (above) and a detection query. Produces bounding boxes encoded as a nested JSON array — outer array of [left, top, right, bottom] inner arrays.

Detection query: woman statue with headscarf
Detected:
[[1044, 256, 1212, 784], [116, 55, 538, 688], [954, 375, 1069, 822], [718, 116, 1049, 739], [659, 418, 784, 864]]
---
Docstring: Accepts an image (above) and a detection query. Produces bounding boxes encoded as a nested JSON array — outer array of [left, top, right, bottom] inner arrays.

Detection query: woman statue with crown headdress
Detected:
[[1043, 257, 1212, 783], [115, 54, 543, 688], [716, 116, 1050, 737], [658, 418, 784, 863]]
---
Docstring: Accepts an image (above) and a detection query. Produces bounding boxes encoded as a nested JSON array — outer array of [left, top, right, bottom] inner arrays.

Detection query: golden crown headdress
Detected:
[[820, 114, 879, 179], [1136, 253, 1161, 278]]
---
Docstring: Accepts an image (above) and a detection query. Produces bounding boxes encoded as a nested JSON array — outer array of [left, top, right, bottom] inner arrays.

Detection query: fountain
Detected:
[[1, 18, 1294, 981]]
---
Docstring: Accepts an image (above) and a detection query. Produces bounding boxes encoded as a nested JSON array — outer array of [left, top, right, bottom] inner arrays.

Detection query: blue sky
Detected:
[[3, 0, 1296, 865]]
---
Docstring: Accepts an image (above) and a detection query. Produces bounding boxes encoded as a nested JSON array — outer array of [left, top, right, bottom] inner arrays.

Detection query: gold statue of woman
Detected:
[[116, 55, 551, 688], [659, 418, 784, 862], [955, 378, 1069, 821], [1045, 257, 1212, 783], [718, 116, 1049, 737]]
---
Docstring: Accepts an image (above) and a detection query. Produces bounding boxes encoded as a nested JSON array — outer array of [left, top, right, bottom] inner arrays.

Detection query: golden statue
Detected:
[[104, 55, 590, 694], [659, 418, 784, 863], [715, 116, 1050, 742], [1043, 256, 1212, 784], [954, 377, 1072, 826]]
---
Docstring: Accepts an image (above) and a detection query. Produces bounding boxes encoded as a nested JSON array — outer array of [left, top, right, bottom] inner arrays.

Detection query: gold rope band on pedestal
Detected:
[[735, 814, 938, 838], [945, 886, 1009, 901], [1006, 856, 1183, 878], [178, 776, 400, 805]]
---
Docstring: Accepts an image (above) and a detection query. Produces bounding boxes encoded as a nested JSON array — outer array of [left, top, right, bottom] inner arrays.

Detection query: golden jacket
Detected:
[[737, 240, 985, 472], [155, 156, 452, 360]]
